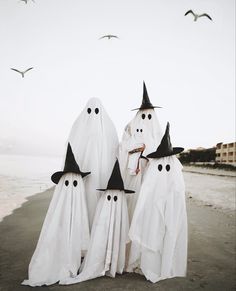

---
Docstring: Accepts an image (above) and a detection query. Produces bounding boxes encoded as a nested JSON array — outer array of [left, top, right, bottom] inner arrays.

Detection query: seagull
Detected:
[[10, 67, 34, 78], [99, 34, 119, 40], [19, 0, 35, 4], [184, 10, 212, 21]]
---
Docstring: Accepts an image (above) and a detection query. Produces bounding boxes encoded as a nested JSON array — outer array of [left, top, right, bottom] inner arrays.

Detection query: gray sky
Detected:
[[0, 0, 235, 156]]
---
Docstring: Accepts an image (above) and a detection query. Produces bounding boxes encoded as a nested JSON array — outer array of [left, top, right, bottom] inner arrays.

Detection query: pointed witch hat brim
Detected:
[[132, 81, 162, 111], [97, 159, 135, 194], [147, 122, 184, 159], [51, 143, 91, 184]]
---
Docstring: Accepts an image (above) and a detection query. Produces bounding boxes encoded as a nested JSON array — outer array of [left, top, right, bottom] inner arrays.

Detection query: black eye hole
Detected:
[[114, 196, 118, 202], [107, 195, 111, 201], [65, 180, 69, 186], [148, 114, 152, 120], [158, 164, 162, 171], [136, 129, 139, 132], [73, 180, 78, 187], [140, 129, 143, 132], [87, 108, 91, 114], [142, 113, 145, 119], [95, 108, 99, 114], [166, 164, 170, 172]]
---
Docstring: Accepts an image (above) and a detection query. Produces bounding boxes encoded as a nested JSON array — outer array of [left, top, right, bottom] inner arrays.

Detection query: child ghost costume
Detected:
[[22, 144, 90, 287], [119, 82, 163, 220], [68, 98, 119, 228], [60, 160, 134, 285], [127, 123, 187, 283]]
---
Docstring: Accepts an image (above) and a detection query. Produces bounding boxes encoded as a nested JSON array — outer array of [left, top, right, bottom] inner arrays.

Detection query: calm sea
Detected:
[[0, 154, 63, 222], [1, 154, 235, 222]]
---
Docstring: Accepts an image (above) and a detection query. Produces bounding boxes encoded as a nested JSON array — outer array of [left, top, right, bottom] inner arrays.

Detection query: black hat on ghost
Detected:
[[132, 81, 162, 111], [147, 122, 184, 159], [51, 143, 91, 184], [97, 159, 135, 193]]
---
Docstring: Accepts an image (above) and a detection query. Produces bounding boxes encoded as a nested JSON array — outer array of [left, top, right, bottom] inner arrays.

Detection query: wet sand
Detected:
[[0, 188, 235, 291]]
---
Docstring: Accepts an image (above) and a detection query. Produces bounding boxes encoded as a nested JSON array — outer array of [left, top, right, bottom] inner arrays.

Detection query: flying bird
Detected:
[[184, 10, 212, 21], [99, 34, 119, 40], [11, 67, 34, 78], [19, 0, 35, 4]]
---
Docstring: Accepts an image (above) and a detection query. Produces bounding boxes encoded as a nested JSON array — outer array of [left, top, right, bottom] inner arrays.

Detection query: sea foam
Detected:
[[0, 154, 62, 222]]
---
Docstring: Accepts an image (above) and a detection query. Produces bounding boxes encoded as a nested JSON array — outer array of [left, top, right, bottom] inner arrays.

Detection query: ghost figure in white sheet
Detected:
[[119, 82, 162, 220], [22, 144, 91, 287], [60, 160, 135, 285], [127, 123, 187, 283], [68, 98, 119, 228]]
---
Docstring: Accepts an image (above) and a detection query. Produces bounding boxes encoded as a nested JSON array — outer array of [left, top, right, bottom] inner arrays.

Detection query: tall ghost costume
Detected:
[[22, 144, 90, 287], [60, 160, 135, 285], [68, 98, 119, 227], [119, 82, 163, 220], [127, 123, 187, 283]]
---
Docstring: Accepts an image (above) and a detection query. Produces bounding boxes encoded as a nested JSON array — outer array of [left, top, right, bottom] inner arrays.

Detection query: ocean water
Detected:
[[0, 154, 63, 222], [0, 155, 235, 222]]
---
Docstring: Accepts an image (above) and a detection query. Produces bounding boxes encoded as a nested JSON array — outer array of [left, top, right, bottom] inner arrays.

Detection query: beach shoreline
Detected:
[[0, 184, 235, 291], [0, 165, 235, 223], [183, 167, 235, 212], [183, 164, 236, 177], [0, 153, 62, 223]]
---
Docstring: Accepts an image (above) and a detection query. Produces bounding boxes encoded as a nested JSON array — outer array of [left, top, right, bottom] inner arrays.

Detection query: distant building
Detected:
[[178, 142, 236, 166], [216, 142, 236, 165]]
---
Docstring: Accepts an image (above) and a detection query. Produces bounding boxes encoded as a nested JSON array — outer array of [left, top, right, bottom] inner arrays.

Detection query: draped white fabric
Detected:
[[22, 173, 90, 287], [119, 109, 162, 220], [68, 98, 119, 228], [128, 156, 187, 283], [60, 190, 130, 285]]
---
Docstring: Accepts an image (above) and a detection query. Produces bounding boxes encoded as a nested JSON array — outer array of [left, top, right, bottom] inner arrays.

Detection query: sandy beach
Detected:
[[0, 173, 235, 291]]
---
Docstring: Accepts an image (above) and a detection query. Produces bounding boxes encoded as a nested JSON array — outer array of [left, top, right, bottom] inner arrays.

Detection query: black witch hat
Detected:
[[147, 122, 184, 159], [132, 81, 162, 111], [51, 143, 91, 184], [97, 160, 135, 193]]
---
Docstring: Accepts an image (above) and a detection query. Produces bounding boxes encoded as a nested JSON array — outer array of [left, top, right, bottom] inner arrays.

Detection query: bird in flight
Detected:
[[99, 35, 119, 40], [19, 0, 35, 4], [11, 67, 34, 78], [184, 10, 212, 21]]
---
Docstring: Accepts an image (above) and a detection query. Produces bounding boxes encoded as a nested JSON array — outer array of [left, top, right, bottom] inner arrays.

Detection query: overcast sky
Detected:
[[0, 0, 235, 156]]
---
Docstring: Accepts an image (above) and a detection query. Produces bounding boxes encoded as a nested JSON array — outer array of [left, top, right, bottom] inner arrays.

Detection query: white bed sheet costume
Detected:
[[60, 160, 135, 285], [68, 98, 119, 228], [127, 122, 187, 283], [22, 143, 91, 286], [119, 82, 163, 220]]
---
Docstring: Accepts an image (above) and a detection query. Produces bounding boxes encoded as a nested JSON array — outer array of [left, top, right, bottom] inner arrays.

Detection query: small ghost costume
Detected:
[[22, 144, 90, 286], [60, 160, 134, 285], [68, 98, 119, 228], [127, 123, 187, 283], [119, 82, 162, 220]]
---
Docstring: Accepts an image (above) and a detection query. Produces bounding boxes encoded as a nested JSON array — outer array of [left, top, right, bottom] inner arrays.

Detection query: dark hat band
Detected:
[[147, 147, 184, 159], [51, 170, 90, 184]]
